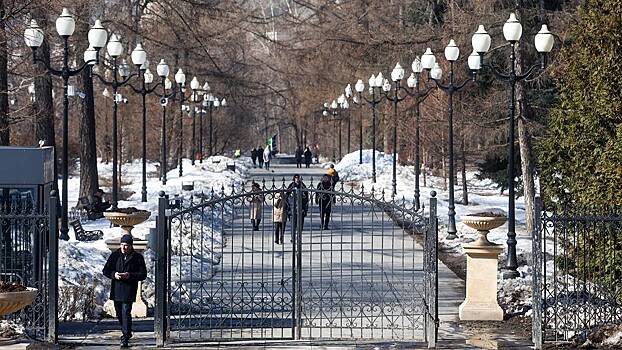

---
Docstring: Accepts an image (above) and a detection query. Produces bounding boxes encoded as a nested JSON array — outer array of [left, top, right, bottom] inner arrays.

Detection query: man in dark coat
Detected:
[[286, 174, 309, 234], [295, 146, 303, 168], [257, 146, 265, 168], [250, 148, 257, 167], [102, 235, 147, 347], [88, 189, 111, 219], [303, 147, 312, 168], [316, 175, 336, 230]]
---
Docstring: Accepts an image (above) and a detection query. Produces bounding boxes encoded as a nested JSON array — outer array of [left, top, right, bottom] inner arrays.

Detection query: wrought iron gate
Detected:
[[0, 190, 58, 341], [532, 197, 622, 349], [155, 180, 438, 346]]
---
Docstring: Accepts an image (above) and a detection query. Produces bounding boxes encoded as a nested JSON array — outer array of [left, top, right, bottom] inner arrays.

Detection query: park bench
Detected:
[[69, 220, 103, 242]]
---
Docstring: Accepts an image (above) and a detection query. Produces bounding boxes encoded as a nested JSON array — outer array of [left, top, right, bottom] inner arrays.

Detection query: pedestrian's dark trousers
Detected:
[[114, 301, 133, 339], [275, 222, 286, 243], [320, 205, 332, 228], [297, 160, 302, 168], [251, 219, 261, 230]]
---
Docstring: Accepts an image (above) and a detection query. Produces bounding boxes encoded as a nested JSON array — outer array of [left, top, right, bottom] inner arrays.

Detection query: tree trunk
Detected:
[[517, 0, 536, 234], [75, 4, 99, 199], [0, 0, 9, 145]]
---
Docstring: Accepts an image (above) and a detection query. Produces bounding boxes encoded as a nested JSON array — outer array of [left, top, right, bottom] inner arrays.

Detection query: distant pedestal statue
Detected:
[[459, 213, 506, 321]]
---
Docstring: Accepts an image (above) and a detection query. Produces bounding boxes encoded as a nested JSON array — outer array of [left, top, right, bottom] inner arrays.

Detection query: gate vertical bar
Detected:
[[47, 190, 58, 343], [532, 196, 543, 349], [295, 188, 303, 339], [426, 191, 438, 348], [155, 192, 168, 346]]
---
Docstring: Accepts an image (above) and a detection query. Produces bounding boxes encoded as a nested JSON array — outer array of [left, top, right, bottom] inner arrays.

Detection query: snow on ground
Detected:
[[331, 149, 533, 316], [56, 156, 248, 320]]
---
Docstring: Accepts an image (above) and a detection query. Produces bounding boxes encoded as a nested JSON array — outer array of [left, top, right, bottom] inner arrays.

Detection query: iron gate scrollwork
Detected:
[[532, 197, 622, 349], [156, 180, 438, 346]]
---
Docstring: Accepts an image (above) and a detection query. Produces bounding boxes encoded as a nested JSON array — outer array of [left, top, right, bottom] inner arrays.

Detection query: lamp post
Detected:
[[426, 41, 481, 239], [174, 69, 187, 177], [405, 58, 436, 210], [25, 10, 107, 240], [156, 71, 175, 185], [472, 14, 554, 278], [205, 93, 225, 158], [384, 63, 407, 196], [353, 73, 386, 183], [93, 37, 145, 210], [189, 78, 212, 163], [129, 59, 164, 202], [345, 83, 365, 165]]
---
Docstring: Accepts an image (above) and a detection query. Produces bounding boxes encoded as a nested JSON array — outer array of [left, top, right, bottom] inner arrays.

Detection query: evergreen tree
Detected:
[[539, 1, 622, 206]]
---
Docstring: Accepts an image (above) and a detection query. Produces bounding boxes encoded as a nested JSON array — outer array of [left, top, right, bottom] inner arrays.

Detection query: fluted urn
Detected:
[[461, 212, 507, 246], [0, 287, 39, 316], [104, 210, 151, 235]]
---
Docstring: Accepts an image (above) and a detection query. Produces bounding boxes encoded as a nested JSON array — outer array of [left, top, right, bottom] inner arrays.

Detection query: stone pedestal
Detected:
[[103, 238, 149, 318], [459, 244, 504, 321]]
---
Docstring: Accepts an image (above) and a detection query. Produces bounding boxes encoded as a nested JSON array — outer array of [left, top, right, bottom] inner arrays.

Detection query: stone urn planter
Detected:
[[0, 287, 38, 316], [104, 208, 151, 235], [461, 212, 507, 246]]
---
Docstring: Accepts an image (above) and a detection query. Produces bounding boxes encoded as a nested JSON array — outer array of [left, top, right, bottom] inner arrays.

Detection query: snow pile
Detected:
[[56, 156, 246, 319], [331, 150, 395, 182]]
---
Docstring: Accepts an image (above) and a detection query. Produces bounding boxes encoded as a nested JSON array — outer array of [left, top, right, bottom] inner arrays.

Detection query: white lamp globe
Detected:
[[468, 50, 481, 71], [323, 110, 329, 116], [88, 19, 107, 49], [131, 43, 147, 66], [342, 99, 349, 109], [535, 24, 554, 53], [221, 98, 227, 107], [83, 46, 97, 65], [472, 25, 491, 54], [330, 100, 338, 109], [55, 8, 75, 37], [140, 59, 149, 71], [407, 73, 416, 88], [391, 62, 405, 82], [355, 79, 364, 93], [345, 84, 352, 98], [368, 74, 376, 88], [106, 34, 123, 58], [444, 39, 460, 62], [190, 76, 200, 90], [24, 20, 44, 48], [164, 78, 172, 90], [202, 82, 210, 91], [374, 72, 384, 88], [382, 79, 391, 92], [421, 48, 436, 70], [430, 63, 443, 80], [174, 68, 186, 85], [412, 57, 423, 73], [118, 59, 130, 77], [144, 69, 154, 84], [503, 13, 523, 43], [214, 99, 220, 107], [337, 94, 345, 104], [156, 59, 169, 77], [323, 102, 329, 108]]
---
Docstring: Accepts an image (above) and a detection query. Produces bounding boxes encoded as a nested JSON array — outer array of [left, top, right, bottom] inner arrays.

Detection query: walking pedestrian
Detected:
[[316, 175, 335, 230], [273, 191, 287, 244], [312, 145, 319, 164], [250, 148, 257, 167], [257, 146, 264, 169], [249, 182, 263, 231], [327, 164, 340, 188], [303, 146, 312, 168], [102, 235, 147, 348], [286, 174, 309, 233], [295, 146, 303, 168], [263, 147, 271, 170]]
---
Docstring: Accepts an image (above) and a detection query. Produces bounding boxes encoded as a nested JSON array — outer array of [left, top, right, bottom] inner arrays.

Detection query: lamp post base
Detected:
[[502, 269, 520, 279]]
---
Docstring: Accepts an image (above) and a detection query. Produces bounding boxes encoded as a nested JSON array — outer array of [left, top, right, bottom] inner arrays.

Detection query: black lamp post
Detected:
[[353, 73, 386, 183], [25, 10, 107, 240], [425, 41, 480, 239], [345, 84, 365, 165], [173, 69, 188, 177], [129, 60, 164, 202], [156, 74, 176, 185], [472, 14, 554, 278], [404, 58, 435, 210], [384, 63, 408, 196], [189, 79, 211, 162], [93, 36, 145, 210], [204, 93, 225, 158]]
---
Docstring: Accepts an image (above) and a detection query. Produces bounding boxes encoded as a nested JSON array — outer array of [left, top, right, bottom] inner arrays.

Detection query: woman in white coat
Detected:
[[272, 191, 287, 244]]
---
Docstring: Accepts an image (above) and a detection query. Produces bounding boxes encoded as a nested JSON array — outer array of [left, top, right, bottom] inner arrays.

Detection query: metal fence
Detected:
[[155, 180, 438, 346], [532, 197, 622, 348], [0, 192, 57, 341]]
